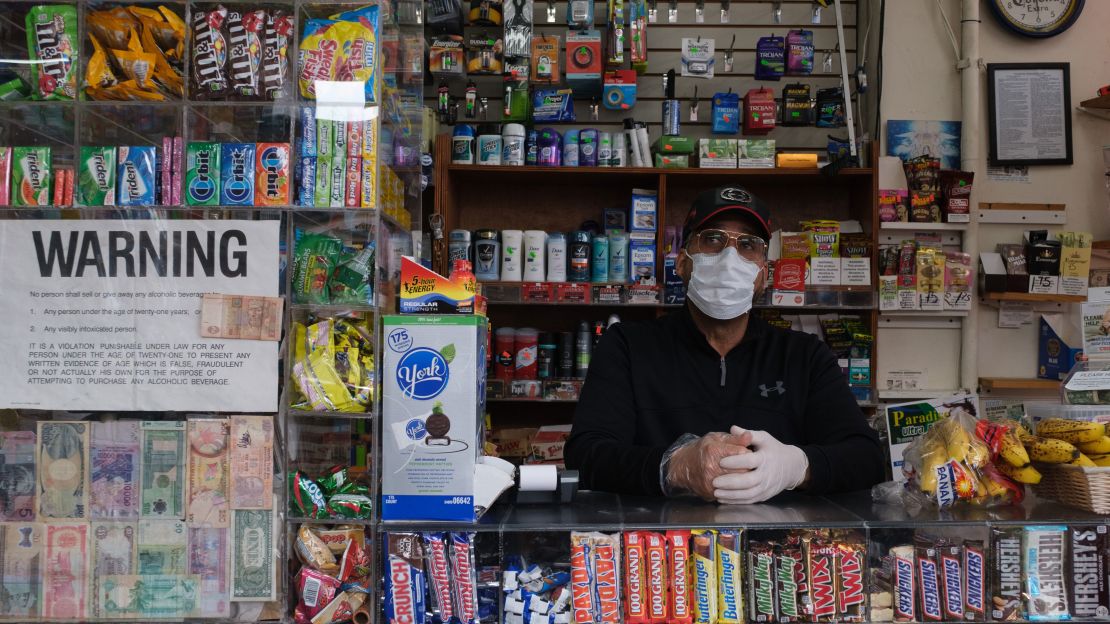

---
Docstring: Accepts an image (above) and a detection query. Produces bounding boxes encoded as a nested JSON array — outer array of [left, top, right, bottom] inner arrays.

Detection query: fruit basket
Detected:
[[1033, 464, 1110, 514]]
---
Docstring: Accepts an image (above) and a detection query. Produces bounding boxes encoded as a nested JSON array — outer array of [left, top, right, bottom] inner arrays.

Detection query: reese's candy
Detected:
[[191, 6, 228, 99], [1068, 526, 1109, 621], [965, 541, 987, 621], [1023, 526, 1069, 622], [26, 4, 78, 100], [991, 527, 1023, 621], [624, 531, 647, 623], [717, 529, 743, 624], [255, 142, 290, 205], [289, 470, 328, 518], [226, 8, 265, 98], [749, 541, 776, 623], [668, 530, 694, 624], [837, 542, 866, 622], [806, 536, 839, 621], [916, 538, 944, 622], [11, 146, 51, 206], [78, 145, 116, 206], [691, 529, 717, 624]]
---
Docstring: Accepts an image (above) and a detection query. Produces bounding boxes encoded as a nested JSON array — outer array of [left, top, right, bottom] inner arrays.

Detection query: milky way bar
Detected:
[[1069, 525, 1109, 621], [775, 543, 803, 623], [749, 542, 776, 623], [991, 527, 1023, 621], [1023, 525, 1069, 622]]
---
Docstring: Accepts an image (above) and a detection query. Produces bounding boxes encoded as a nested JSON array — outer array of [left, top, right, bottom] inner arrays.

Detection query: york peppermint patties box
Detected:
[[381, 315, 487, 521]]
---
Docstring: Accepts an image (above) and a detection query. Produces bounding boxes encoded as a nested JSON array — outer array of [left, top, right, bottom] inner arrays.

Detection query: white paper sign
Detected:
[[0, 219, 280, 411], [1065, 370, 1110, 392]]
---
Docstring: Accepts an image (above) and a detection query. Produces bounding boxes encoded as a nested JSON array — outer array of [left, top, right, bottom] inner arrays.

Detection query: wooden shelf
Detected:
[[1079, 94, 1110, 110], [980, 377, 1061, 392], [878, 389, 967, 400], [981, 292, 1087, 303], [446, 164, 873, 177], [879, 222, 969, 231]]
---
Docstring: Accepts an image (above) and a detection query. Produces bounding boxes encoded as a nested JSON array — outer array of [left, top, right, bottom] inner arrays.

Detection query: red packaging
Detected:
[[939, 545, 964, 621], [294, 567, 341, 624], [52, 167, 64, 206], [625, 532, 648, 623], [63, 167, 74, 206], [594, 534, 621, 623], [337, 537, 370, 583], [644, 532, 668, 622], [837, 543, 866, 622], [513, 328, 539, 380], [450, 532, 478, 623], [422, 533, 455, 619], [344, 155, 361, 207], [963, 541, 985, 621], [667, 530, 693, 624], [570, 534, 596, 624], [806, 538, 838, 621], [892, 546, 916, 622], [347, 121, 363, 159], [744, 87, 777, 134]]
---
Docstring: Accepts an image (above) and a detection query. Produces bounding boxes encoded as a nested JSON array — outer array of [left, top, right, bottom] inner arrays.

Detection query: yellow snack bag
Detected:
[[85, 36, 117, 89], [87, 80, 166, 101], [139, 23, 183, 96], [87, 9, 136, 50]]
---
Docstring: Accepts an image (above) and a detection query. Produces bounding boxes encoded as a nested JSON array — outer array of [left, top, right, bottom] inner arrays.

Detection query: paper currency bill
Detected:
[[230, 509, 276, 601], [186, 419, 230, 527], [229, 415, 274, 510], [0, 522, 41, 618], [189, 527, 230, 617], [200, 293, 283, 341], [0, 431, 36, 521], [137, 518, 187, 576], [42, 522, 89, 620], [90, 421, 140, 519], [141, 421, 185, 518], [90, 522, 136, 615], [96, 574, 198, 620], [37, 421, 89, 519]]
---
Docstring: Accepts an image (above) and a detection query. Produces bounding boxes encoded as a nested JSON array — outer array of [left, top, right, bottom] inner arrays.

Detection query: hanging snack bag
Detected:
[[191, 6, 229, 99], [26, 4, 78, 100], [755, 35, 784, 81], [785, 29, 813, 76]]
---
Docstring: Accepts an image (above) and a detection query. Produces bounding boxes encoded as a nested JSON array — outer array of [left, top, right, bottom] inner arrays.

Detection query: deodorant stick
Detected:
[[523, 230, 547, 280], [501, 229, 523, 281]]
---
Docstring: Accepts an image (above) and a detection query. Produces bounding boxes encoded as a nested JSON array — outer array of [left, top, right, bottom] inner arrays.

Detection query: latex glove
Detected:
[[712, 426, 809, 505], [663, 429, 752, 501]]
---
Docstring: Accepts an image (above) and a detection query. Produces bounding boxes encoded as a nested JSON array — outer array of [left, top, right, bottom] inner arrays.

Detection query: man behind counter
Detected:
[[565, 185, 886, 504]]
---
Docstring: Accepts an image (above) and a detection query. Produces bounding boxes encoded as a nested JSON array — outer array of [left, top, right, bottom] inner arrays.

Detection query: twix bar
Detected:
[[837, 542, 866, 622]]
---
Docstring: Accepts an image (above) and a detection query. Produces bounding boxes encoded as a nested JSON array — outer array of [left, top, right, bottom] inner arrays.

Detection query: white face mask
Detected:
[[684, 247, 762, 320]]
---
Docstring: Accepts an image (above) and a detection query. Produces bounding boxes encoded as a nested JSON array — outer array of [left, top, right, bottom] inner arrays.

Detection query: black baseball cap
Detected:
[[682, 185, 772, 244]]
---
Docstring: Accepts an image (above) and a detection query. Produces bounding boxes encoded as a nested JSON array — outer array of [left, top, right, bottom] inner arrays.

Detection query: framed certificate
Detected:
[[987, 63, 1073, 166]]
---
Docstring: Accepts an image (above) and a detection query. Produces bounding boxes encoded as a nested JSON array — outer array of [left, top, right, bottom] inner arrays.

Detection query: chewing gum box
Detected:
[[254, 142, 290, 206], [219, 143, 255, 206], [78, 145, 116, 206], [185, 142, 220, 206], [12, 146, 52, 206], [116, 146, 155, 206], [381, 314, 486, 521]]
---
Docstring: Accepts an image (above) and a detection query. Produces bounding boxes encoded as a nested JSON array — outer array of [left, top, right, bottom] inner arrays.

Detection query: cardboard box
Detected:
[[381, 315, 487, 521], [1059, 231, 1092, 297], [697, 139, 738, 168], [738, 139, 775, 168], [652, 136, 696, 155], [530, 424, 572, 462], [493, 427, 538, 458], [629, 231, 656, 284], [399, 256, 477, 314], [1039, 313, 1082, 381], [772, 258, 806, 307]]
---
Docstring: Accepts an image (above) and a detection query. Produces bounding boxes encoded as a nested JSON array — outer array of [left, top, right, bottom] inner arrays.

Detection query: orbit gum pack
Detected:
[[254, 142, 290, 205], [220, 142, 255, 205], [185, 142, 220, 206]]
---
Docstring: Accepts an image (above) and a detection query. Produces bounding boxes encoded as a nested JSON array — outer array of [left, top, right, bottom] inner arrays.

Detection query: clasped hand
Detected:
[[666, 426, 809, 505]]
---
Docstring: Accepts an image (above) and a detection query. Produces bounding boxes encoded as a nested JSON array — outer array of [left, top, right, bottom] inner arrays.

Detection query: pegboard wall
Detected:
[[424, 0, 863, 151]]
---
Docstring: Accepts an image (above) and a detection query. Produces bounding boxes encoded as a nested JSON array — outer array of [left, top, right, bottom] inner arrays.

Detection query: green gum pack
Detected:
[[78, 146, 116, 206]]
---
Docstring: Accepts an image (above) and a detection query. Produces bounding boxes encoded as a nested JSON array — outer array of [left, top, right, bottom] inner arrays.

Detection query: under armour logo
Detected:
[[759, 381, 785, 397]]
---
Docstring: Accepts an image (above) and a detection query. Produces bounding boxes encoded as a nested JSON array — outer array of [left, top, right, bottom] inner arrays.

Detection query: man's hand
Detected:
[[665, 429, 752, 501], [712, 426, 809, 504]]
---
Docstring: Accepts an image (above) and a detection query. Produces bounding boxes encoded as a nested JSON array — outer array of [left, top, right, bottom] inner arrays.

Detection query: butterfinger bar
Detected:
[[691, 529, 718, 624], [717, 529, 743, 624], [668, 530, 694, 624]]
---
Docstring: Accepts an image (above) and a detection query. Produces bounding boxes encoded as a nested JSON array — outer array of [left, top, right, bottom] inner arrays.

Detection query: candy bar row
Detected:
[[379, 525, 1110, 624]]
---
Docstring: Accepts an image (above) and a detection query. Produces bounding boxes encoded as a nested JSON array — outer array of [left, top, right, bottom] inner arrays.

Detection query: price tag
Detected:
[[1028, 275, 1060, 294]]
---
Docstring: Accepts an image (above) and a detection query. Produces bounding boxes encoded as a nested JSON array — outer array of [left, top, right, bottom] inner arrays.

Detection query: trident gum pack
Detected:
[[78, 146, 116, 206]]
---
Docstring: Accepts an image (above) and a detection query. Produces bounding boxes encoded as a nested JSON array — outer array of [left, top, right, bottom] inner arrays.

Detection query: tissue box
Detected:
[[698, 139, 738, 168], [1039, 314, 1082, 381], [381, 315, 487, 521]]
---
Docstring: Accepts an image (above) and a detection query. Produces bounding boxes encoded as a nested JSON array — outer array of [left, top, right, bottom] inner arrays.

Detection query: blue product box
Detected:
[[116, 146, 158, 206], [220, 143, 256, 206], [299, 106, 317, 157], [298, 156, 316, 206], [1039, 314, 1082, 380]]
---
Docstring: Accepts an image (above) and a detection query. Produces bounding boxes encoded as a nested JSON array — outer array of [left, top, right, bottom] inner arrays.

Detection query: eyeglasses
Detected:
[[689, 229, 768, 259]]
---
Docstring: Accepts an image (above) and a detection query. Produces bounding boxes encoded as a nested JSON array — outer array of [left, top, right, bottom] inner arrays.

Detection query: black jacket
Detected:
[[564, 307, 886, 496]]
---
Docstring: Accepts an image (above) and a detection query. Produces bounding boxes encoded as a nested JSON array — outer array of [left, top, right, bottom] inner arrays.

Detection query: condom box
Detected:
[[381, 314, 487, 521]]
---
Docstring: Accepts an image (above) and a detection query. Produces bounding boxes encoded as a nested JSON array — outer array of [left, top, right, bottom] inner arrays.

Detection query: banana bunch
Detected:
[[912, 417, 993, 502], [1029, 418, 1108, 468]]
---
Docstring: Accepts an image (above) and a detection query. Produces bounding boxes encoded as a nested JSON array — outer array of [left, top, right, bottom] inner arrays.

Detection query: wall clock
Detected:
[[988, 0, 1084, 38]]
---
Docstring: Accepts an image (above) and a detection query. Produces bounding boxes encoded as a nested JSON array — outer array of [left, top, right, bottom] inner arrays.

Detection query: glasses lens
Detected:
[[698, 230, 729, 253], [737, 235, 767, 258]]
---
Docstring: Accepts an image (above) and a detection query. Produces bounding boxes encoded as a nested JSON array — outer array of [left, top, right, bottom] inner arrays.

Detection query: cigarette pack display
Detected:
[[220, 143, 256, 205], [116, 146, 156, 206]]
